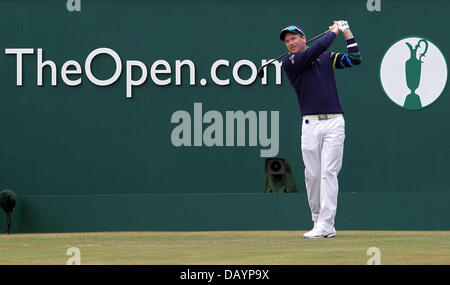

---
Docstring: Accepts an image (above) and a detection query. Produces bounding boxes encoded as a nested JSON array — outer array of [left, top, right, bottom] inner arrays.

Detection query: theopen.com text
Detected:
[[5, 47, 284, 98]]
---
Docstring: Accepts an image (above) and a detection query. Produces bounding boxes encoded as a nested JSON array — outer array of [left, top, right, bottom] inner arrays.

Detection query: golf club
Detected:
[[257, 30, 330, 78]]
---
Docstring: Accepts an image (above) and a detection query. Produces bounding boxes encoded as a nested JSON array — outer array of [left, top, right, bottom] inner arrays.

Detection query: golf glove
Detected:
[[337, 20, 349, 33]]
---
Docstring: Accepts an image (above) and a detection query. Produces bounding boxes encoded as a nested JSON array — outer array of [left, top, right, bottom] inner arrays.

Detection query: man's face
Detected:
[[284, 33, 306, 53]]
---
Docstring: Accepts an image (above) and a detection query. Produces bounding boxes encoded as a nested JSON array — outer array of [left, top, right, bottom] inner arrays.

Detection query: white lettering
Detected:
[[67, 0, 81, 12], [232, 59, 257, 85], [260, 59, 282, 85], [203, 110, 223, 147], [225, 110, 257, 147], [194, 102, 203, 146], [170, 103, 279, 157], [37, 48, 57, 86], [5, 48, 34, 86], [5, 48, 285, 97], [85, 48, 122, 86], [175, 60, 195, 85], [66, 247, 81, 265], [367, 247, 381, 265], [61, 60, 82, 86], [150, 60, 171, 85], [210, 59, 230, 86], [180, 269, 214, 283], [367, 0, 381, 11], [258, 111, 279, 157], [126, 60, 148, 98], [171, 110, 192, 147]]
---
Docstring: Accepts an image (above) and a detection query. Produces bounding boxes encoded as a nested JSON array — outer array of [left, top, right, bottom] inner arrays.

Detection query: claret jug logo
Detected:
[[380, 37, 447, 110]]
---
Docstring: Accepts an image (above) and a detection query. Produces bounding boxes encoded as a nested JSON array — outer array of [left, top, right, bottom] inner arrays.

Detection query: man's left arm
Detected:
[[330, 21, 362, 69]]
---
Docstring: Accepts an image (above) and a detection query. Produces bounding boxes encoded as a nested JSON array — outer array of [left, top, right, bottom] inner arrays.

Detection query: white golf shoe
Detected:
[[303, 227, 336, 239]]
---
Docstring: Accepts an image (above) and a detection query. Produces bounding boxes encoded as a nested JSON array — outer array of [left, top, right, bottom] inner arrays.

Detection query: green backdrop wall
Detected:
[[0, 0, 448, 233]]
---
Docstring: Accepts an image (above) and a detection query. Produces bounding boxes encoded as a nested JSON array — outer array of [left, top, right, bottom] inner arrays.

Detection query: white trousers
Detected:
[[301, 114, 345, 232]]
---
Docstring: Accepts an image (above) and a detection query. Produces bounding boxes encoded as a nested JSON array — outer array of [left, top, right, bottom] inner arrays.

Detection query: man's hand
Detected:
[[329, 22, 340, 35], [333, 20, 353, 39], [336, 20, 350, 33]]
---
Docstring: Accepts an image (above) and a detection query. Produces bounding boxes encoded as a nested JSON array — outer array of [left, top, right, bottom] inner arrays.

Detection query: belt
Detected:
[[303, 113, 342, 121]]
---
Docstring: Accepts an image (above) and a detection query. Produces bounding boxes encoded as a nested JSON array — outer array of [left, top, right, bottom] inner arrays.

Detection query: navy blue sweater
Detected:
[[282, 32, 361, 116]]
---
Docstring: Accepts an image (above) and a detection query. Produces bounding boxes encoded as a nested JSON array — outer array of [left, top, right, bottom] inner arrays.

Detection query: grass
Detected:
[[0, 231, 449, 265]]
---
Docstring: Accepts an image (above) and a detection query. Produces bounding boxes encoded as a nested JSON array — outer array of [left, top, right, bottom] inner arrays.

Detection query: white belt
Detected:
[[303, 113, 342, 121]]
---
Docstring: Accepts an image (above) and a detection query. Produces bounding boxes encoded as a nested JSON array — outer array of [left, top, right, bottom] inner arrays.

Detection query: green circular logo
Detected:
[[380, 36, 447, 110]]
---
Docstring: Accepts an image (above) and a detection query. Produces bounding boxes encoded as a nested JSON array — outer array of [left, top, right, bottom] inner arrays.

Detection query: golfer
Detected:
[[280, 21, 361, 238]]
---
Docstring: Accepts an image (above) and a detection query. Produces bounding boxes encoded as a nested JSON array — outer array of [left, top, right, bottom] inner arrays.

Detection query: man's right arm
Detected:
[[330, 21, 362, 69]]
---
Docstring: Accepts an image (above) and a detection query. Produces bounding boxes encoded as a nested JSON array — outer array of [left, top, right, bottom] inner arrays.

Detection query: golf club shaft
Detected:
[[306, 30, 330, 44], [262, 51, 290, 69], [259, 30, 330, 72]]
